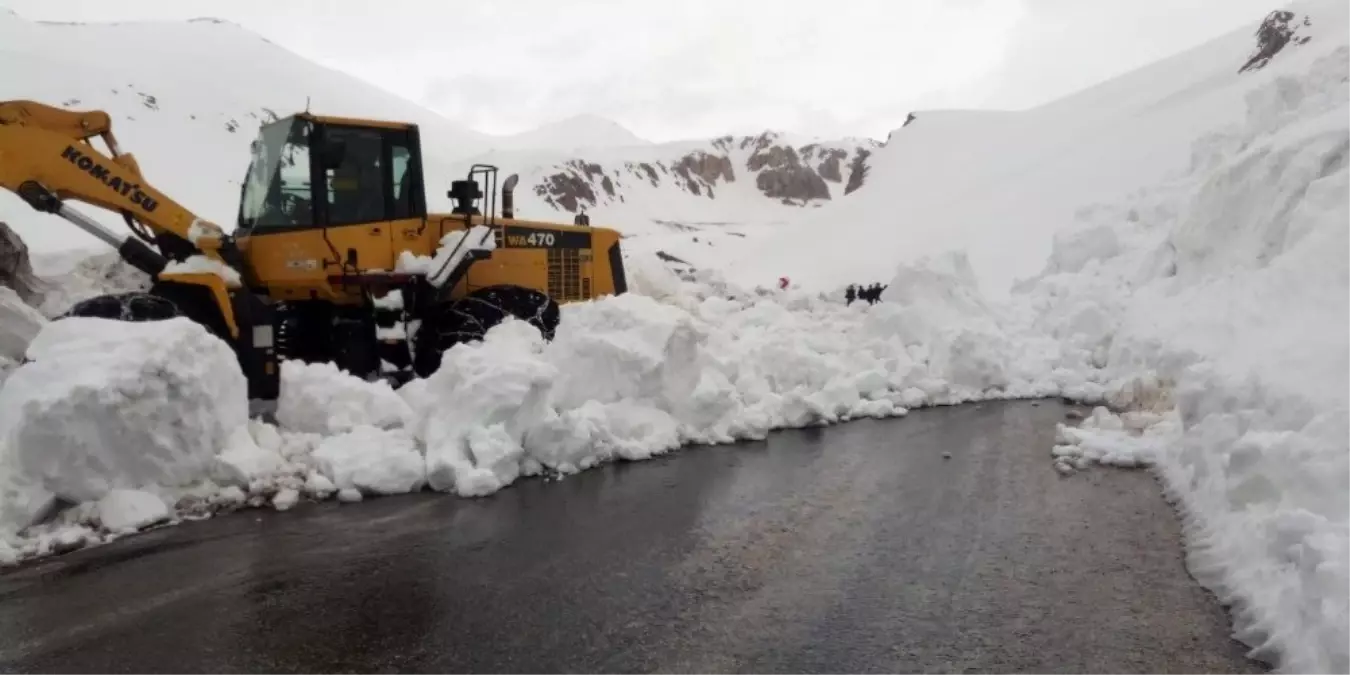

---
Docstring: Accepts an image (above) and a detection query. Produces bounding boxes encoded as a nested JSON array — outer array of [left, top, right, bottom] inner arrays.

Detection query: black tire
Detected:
[[413, 285, 560, 377], [60, 281, 232, 342], [61, 291, 181, 322]]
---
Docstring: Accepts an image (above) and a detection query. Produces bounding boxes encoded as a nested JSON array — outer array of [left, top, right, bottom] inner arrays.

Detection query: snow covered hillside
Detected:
[[0, 9, 496, 253], [728, 0, 1343, 296]]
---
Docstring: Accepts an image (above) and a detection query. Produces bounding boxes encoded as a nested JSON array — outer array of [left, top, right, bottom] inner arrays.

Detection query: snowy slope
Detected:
[[0, 9, 492, 253], [729, 0, 1339, 296]]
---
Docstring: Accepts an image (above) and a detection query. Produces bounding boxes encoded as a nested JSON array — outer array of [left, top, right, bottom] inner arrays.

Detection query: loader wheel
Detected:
[[412, 285, 560, 377], [60, 281, 231, 342], [62, 291, 179, 322]]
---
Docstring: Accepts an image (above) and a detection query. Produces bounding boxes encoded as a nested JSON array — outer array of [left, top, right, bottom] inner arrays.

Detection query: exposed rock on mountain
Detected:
[[1240, 9, 1313, 73], [523, 131, 878, 215], [0, 222, 41, 304]]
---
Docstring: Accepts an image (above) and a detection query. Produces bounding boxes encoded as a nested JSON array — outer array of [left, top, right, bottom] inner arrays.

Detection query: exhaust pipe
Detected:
[[501, 173, 518, 219]]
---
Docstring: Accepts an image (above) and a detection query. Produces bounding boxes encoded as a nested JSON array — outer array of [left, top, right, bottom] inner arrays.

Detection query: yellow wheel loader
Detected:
[[0, 100, 628, 409]]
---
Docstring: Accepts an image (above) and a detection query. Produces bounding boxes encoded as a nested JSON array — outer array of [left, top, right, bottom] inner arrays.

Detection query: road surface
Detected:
[[0, 399, 1262, 673]]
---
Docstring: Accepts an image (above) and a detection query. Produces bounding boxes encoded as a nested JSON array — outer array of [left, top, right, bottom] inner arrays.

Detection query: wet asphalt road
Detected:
[[0, 399, 1262, 673]]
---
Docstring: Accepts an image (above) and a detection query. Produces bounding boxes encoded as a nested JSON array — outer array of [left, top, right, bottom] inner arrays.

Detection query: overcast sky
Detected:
[[4, 0, 1279, 141]]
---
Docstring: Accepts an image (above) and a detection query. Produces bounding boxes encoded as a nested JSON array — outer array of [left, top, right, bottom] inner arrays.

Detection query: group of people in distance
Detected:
[[845, 283, 888, 305]]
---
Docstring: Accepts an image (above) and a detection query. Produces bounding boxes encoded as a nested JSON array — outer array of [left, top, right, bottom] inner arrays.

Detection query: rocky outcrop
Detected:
[[844, 149, 871, 195], [534, 160, 602, 211], [0, 222, 41, 304], [810, 148, 850, 183], [528, 132, 877, 212], [672, 152, 735, 198], [1239, 10, 1312, 74]]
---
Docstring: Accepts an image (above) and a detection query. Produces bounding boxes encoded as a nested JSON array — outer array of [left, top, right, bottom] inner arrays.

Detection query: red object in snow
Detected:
[[778, 276, 790, 290]]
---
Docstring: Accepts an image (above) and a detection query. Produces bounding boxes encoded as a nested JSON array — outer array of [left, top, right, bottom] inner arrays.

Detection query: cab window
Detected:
[[391, 142, 413, 219], [322, 127, 386, 226], [238, 119, 314, 232]]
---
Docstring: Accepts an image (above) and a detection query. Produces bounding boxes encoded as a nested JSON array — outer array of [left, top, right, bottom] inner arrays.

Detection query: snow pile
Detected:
[[276, 360, 413, 435], [0, 316, 247, 533]]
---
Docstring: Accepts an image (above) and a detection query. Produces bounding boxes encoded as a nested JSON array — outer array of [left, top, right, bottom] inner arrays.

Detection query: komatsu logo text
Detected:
[[60, 145, 160, 213]]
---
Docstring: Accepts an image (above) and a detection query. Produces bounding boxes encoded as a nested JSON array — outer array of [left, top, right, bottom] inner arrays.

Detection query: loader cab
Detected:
[[235, 114, 427, 235]]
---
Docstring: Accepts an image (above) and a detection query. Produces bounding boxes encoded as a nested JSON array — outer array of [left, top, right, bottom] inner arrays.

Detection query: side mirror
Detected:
[[319, 139, 346, 169]]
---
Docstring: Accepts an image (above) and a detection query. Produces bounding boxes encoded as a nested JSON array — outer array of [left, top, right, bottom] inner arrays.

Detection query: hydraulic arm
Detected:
[[0, 99, 231, 275]]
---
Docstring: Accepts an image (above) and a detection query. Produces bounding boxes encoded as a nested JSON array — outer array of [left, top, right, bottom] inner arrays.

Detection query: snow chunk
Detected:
[[95, 489, 169, 532], [0, 316, 247, 504], [1052, 406, 1172, 471], [161, 254, 242, 288], [277, 360, 413, 435], [312, 426, 426, 496], [271, 487, 299, 512], [304, 472, 336, 499], [417, 320, 555, 496], [210, 426, 285, 487]]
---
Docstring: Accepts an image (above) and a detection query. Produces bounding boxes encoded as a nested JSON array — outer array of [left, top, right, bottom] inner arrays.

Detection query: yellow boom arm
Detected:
[[0, 99, 229, 267]]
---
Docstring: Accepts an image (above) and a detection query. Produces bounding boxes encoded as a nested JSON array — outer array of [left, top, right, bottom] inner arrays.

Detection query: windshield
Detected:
[[238, 118, 313, 231]]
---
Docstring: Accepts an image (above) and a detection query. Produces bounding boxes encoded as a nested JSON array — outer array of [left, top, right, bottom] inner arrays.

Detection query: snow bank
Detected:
[[1015, 43, 1350, 673], [0, 316, 247, 532]]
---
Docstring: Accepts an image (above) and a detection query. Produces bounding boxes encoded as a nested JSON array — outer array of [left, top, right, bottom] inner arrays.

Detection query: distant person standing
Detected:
[[845, 284, 856, 305]]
